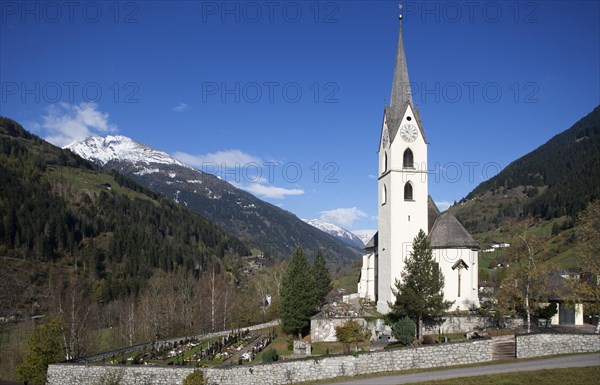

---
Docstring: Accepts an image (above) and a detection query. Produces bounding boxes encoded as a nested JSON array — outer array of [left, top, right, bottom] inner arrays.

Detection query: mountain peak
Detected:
[[65, 135, 190, 169], [67, 132, 361, 264], [303, 219, 365, 248]]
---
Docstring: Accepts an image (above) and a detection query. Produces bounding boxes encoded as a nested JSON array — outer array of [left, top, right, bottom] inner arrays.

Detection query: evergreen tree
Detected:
[[280, 247, 317, 336], [16, 318, 64, 385], [386, 230, 452, 338], [390, 316, 416, 346], [312, 250, 332, 308]]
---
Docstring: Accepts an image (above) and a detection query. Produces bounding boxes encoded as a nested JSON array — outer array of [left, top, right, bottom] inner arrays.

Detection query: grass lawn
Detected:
[[253, 326, 293, 360], [297, 354, 598, 385], [479, 250, 500, 269], [332, 267, 360, 295], [46, 166, 156, 204], [311, 341, 371, 355], [403, 366, 600, 385]]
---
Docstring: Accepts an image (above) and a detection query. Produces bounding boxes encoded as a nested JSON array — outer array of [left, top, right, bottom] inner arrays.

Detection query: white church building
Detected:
[[358, 16, 480, 314]]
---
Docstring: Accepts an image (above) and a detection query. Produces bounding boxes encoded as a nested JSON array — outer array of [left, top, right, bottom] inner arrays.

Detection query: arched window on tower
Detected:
[[382, 184, 387, 205], [404, 182, 413, 201], [403, 148, 414, 168], [382, 152, 388, 173]]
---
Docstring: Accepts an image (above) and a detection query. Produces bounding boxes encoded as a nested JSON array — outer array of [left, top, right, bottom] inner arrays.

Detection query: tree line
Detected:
[[0, 117, 250, 312], [466, 106, 600, 221]]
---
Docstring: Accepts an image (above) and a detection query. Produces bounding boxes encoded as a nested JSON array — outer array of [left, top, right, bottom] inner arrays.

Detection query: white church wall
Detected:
[[377, 106, 430, 314], [433, 248, 480, 311], [358, 252, 376, 302], [576, 303, 584, 325]]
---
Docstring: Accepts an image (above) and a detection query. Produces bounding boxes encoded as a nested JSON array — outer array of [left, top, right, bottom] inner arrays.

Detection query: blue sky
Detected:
[[1, 1, 599, 235]]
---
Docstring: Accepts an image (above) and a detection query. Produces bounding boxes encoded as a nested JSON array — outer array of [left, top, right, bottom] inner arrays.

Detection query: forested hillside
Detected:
[[464, 105, 600, 221], [449, 106, 600, 269], [0, 117, 250, 315]]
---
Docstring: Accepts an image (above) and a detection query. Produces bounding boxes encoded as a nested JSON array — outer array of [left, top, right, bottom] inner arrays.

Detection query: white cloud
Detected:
[[368, 174, 377, 179], [173, 149, 262, 168], [41, 102, 117, 147], [435, 200, 452, 211], [232, 181, 304, 199], [173, 102, 189, 112], [319, 207, 367, 229]]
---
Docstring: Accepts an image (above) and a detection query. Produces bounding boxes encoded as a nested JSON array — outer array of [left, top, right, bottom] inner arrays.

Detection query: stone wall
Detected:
[[49, 332, 599, 385], [423, 315, 523, 335], [311, 316, 369, 342], [48, 339, 492, 385], [47, 365, 193, 385], [206, 340, 492, 385], [516, 333, 600, 358]]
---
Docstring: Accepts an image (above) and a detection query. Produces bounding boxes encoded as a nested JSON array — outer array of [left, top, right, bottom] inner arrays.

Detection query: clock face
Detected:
[[400, 124, 418, 142], [382, 128, 390, 148]]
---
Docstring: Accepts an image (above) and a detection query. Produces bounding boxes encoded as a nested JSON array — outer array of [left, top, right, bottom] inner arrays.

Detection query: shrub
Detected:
[[262, 348, 279, 363], [286, 337, 294, 351], [390, 316, 416, 346], [335, 320, 369, 344], [534, 303, 558, 320], [422, 335, 435, 345], [182, 370, 206, 385]]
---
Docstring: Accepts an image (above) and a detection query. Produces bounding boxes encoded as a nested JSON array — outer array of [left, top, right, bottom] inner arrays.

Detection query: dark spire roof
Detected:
[[390, 18, 413, 112], [428, 212, 478, 249], [383, 18, 427, 145]]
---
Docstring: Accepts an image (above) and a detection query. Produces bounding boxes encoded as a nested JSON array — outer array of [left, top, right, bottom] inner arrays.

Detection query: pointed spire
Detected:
[[389, 14, 413, 112]]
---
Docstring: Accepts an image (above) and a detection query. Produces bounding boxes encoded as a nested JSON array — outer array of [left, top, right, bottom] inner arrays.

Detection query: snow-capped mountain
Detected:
[[66, 135, 361, 264], [303, 219, 365, 249], [351, 230, 377, 247], [66, 135, 189, 170]]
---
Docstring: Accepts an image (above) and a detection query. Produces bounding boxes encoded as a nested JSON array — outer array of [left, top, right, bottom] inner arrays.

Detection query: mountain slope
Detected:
[[67, 136, 361, 265], [352, 230, 377, 246], [0, 117, 250, 315], [303, 219, 364, 249], [451, 105, 600, 232], [448, 106, 600, 268]]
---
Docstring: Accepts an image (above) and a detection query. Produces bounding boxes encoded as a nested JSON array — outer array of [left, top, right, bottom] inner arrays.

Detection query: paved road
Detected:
[[320, 353, 600, 385]]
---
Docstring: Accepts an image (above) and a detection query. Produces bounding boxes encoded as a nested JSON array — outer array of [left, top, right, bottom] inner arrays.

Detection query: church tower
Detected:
[[377, 15, 428, 314]]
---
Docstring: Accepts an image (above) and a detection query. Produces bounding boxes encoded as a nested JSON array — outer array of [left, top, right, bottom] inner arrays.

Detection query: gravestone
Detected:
[[293, 340, 311, 356]]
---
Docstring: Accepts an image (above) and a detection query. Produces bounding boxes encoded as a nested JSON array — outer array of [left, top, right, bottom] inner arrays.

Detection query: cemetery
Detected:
[[96, 328, 278, 367]]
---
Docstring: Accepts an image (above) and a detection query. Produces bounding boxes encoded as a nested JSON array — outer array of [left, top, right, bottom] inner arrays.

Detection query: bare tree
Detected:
[[118, 296, 136, 346], [138, 272, 168, 341], [497, 220, 556, 333], [171, 267, 197, 335], [198, 263, 237, 332], [52, 277, 93, 359], [574, 200, 600, 333]]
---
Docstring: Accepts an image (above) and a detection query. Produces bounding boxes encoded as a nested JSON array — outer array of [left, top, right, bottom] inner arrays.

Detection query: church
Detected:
[[357, 15, 480, 314]]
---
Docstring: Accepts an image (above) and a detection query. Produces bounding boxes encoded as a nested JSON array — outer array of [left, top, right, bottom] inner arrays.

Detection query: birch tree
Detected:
[[497, 220, 555, 333]]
